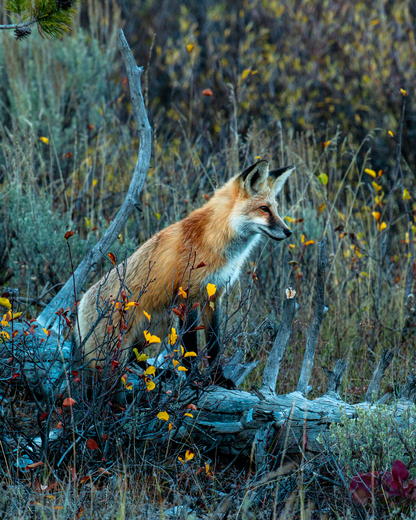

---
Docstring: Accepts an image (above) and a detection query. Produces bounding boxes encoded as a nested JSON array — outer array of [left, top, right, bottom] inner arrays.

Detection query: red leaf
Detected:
[[63, 397, 76, 407], [39, 412, 49, 421], [172, 308, 184, 320], [86, 439, 98, 450], [191, 303, 200, 310], [191, 325, 206, 331], [392, 460, 409, 482], [64, 230, 75, 240]]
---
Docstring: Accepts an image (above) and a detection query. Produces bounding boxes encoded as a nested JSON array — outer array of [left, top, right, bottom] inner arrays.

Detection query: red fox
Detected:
[[77, 160, 294, 386]]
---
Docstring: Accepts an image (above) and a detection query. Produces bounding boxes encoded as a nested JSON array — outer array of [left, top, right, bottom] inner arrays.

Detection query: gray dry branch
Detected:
[[297, 238, 327, 395], [36, 29, 152, 332]]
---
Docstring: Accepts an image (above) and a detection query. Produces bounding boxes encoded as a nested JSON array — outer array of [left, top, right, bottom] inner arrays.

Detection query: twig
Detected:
[[36, 29, 152, 332], [364, 349, 394, 403], [297, 238, 327, 395]]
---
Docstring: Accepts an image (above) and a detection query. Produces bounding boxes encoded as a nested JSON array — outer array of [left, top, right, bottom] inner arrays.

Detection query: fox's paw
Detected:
[[213, 373, 237, 390]]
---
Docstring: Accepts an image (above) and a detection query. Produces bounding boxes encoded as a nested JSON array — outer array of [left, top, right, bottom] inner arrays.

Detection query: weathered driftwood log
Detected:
[[3, 237, 413, 462]]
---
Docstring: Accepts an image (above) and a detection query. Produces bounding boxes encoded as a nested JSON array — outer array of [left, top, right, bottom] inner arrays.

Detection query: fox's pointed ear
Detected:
[[239, 160, 269, 194], [269, 165, 295, 195]]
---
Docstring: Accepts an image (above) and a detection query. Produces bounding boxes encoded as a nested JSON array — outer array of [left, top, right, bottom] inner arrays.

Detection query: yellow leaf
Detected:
[[254, 156, 261, 159], [375, 194, 384, 204], [365, 168, 376, 178], [172, 360, 179, 368], [184, 351, 197, 358], [185, 450, 194, 461], [370, 18, 379, 26], [388, 130, 394, 137], [301, 234, 305, 244], [317, 173, 328, 185], [378, 222, 387, 231], [186, 43, 194, 53], [0, 298, 11, 310], [242, 68, 251, 80], [184, 413, 193, 418], [360, 271, 369, 278], [143, 310, 151, 321], [403, 189, 411, 200], [251, 70, 258, 75], [372, 181, 382, 192], [43, 328, 50, 336], [39, 137, 49, 144], [157, 411, 169, 421], [93, 179, 98, 187], [121, 376, 126, 386], [288, 244, 295, 250], [372, 211, 381, 222], [207, 283, 216, 298], [209, 301, 215, 310], [168, 327, 178, 345], [143, 330, 161, 344], [0, 331, 10, 340], [144, 365, 156, 376], [125, 302, 139, 309], [178, 286, 187, 298], [205, 463, 210, 474], [126, 384, 133, 390], [168, 422, 173, 430], [133, 349, 148, 362], [322, 140, 331, 148], [401, 88, 408, 97], [318, 203, 326, 212], [177, 366, 188, 371], [146, 380, 155, 391], [304, 240, 315, 246], [284, 216, 292, 222], [155, 213, 161, 220]]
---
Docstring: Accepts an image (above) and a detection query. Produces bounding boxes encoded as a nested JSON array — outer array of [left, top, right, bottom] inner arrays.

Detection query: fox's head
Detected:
[[230, 160, 295, 241]]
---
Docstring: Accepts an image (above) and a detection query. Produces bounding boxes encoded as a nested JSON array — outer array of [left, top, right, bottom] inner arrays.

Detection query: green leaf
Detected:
[[317, 173, 328, 186], [6, 0, 30, 16]]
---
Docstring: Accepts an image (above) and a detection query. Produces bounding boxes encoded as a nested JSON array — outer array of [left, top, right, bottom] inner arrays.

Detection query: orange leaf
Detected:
[[26, 461, 44, 470], [86, 439, 98, 450], [202, 88, 213, 96], [107, 252, 117, 266], [63, 397, 76, 407], [64, 230, 75, 240]]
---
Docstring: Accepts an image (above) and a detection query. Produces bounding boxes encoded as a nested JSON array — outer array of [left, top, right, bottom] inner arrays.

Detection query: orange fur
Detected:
[[78, 160, 294, 369]]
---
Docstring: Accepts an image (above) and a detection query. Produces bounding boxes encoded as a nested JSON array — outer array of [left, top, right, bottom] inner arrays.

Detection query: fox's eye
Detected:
[[260, 206, 270, 213]]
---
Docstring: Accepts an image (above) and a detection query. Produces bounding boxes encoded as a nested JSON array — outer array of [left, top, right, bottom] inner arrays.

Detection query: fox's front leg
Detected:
[[202, 299, 236, 389], [182, 307, 199, 376]]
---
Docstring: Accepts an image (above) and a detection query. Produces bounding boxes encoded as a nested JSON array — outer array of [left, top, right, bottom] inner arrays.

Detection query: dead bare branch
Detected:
[[297, 238, 327, 395], [36, 29, 152, 332]]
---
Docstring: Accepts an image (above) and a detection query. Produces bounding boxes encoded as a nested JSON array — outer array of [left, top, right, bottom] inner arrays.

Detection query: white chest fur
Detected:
[[205, 234, 261, 290]]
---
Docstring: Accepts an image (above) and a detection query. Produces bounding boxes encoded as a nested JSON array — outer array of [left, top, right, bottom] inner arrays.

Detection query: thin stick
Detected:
[[297, 238, 327, 395]]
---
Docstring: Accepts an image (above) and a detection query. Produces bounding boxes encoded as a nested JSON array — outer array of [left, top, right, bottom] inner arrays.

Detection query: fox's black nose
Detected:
[[284, 228, 292, 237]]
